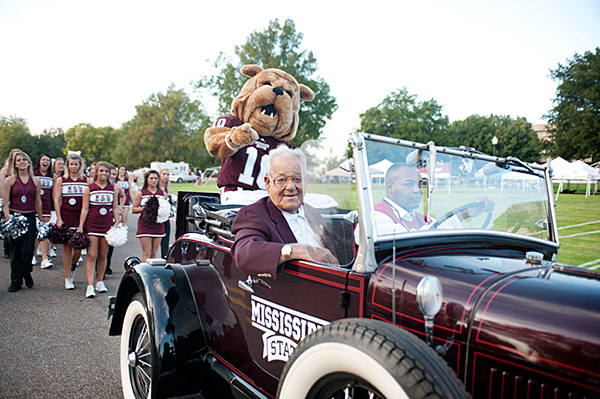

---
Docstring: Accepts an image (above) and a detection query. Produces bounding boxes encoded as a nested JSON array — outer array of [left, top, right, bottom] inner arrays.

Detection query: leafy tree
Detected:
[[0, 116, 36, 161], [360, 88, 450, 144], [447, 115, 540, 161], [34, 128, 66, 159], [113, 85, 212, 169], [196, 18, 338, 147], [545, 47, 600, 161], [65, 123, 117, 164]]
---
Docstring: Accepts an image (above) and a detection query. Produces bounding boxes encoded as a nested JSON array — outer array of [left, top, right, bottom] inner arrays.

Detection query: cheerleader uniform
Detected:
[[116, 177, 132, 207], [34, 169, 53, 217], [136, 188, 165, 238], [8, 175, 38, 290], [85, 183, 114, 236], [60, 177, 87, 229]]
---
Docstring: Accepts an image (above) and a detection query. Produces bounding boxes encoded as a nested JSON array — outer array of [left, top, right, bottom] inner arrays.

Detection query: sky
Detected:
[[1, 0, 599, 159]]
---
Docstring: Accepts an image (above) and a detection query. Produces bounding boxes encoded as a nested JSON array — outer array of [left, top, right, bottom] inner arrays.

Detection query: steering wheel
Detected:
[[430, 201, 493, 230]]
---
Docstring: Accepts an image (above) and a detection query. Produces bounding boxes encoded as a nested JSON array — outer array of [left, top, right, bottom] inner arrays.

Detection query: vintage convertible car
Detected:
[[108, 132, 600, 399]]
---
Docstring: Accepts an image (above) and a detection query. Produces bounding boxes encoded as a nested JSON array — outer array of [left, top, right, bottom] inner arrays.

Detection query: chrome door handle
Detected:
[[238, 275, 272, 293], [238, 276, 254, 293]]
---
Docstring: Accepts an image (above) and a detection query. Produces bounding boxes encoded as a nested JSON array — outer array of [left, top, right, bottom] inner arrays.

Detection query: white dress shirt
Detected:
[[281, 205, 324, 248]]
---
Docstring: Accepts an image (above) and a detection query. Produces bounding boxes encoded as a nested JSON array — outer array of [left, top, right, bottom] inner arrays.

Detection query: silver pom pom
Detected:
[[2, 213, 29, 239], [36, 218, 51, 240], [167, 192, 177, 218], [49, 211, 57, 225], [105, 223, 128, 247], [156, 197, 171, 223]]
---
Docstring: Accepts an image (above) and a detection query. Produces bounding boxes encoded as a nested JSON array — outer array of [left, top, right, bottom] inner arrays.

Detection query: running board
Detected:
[[205, 354, 269, 399]]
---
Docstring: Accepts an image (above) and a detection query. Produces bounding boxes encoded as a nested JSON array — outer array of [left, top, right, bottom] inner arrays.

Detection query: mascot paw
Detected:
[[228, 123, 259, 149]]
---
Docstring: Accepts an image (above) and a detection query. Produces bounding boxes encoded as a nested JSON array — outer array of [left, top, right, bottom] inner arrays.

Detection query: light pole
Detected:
[[492, 136, 498, 157]]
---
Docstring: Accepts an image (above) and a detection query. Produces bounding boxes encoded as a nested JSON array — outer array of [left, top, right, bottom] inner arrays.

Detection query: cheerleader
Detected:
[[1, 150, 21, 259], [158, 168, 173, 258], [116, 165, 133, 226], [132, 170, 167, 262], [33, 153, 54, 269], [78, 162, 118, 298], [2, 150, 43, 292], [52, 157, 65, 180], [54, 153, 87, 290], [104, 164, 126, 277]]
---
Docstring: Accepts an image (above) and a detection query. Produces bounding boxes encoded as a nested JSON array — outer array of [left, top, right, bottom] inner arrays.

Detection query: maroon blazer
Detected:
[[231, 197, 337, 277]]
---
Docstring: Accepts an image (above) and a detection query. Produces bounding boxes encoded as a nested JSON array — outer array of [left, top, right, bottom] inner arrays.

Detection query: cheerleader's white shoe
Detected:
[[65, 278, 75, 290], [85, 285, 96, 298]]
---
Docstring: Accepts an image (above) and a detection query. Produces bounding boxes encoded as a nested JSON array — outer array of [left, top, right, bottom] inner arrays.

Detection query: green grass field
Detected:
[[170, 182, 600, 270]]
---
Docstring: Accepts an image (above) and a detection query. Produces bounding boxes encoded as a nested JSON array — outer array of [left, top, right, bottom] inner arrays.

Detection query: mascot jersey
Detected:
[[215, 115, 292, 191]]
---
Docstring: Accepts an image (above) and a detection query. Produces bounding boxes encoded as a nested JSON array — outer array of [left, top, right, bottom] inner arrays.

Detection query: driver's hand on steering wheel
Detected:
[[461, 197, 494, 219]]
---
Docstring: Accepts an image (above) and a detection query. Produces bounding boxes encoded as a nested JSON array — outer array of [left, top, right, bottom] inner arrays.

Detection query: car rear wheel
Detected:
[[121, 293, 155, 399], [277, 318, 468, 399]]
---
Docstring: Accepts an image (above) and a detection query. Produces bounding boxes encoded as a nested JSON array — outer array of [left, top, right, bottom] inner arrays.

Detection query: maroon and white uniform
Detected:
[[10, 175, 36, 213], [60, 177, 87, 229], [214, 115, 292, 192], [34, 169, 53, 217], [116, 177, 132, 206], [136, 188, 165, 238], [85, 183, 114, 236]]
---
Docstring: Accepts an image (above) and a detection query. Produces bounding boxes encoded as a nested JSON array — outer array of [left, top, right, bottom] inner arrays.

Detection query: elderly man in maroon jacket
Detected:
[[231, 146, 338, 277]]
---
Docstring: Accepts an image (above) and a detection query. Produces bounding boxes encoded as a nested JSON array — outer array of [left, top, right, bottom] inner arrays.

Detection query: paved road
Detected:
[[0, 216, 174, 399]]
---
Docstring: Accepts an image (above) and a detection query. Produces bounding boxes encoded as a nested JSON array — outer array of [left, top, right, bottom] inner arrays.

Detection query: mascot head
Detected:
[[231, 65, 314, 142]]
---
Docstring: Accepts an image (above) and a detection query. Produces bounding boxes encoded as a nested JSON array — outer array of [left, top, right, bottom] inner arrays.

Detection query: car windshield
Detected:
[[362, 135, 554, 242]]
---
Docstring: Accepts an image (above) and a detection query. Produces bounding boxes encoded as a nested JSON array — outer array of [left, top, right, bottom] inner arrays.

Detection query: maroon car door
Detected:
[[213, 257, 359, 396]]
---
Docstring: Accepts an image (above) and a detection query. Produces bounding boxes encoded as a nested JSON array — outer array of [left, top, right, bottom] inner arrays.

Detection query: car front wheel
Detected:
[[121, 293, 155, 399], [277, 318, 468, 399]]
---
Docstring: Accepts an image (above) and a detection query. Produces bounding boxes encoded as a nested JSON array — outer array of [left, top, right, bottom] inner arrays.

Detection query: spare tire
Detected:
[[277, 318, 469, 399]]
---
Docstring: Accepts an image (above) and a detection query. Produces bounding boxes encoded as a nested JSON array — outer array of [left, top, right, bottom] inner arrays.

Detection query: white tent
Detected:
[[549, 157, 571, 178], [550, 158, 600, 199], [501, 171, 542, 192], [370, 159, 393, 175], [325, 166, 351, 177]]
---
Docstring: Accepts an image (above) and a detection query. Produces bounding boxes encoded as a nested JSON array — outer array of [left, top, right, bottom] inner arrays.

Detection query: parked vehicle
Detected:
[[108, 132, 600, 399], [150, 160, 190, 177], [168, 173, 195, 184]]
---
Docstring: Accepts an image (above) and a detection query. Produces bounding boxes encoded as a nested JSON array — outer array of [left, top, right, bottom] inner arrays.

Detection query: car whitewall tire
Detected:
[[278, 318, 469, 399], [121, 294, 154, 399], [279, 341, 409, 399]]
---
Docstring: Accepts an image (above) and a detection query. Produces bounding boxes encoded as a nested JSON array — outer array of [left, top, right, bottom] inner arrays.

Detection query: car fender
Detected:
[[109, 262, 208, 395]]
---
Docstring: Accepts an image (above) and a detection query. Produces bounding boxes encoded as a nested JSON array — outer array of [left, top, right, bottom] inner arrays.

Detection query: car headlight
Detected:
[[416, 276, 443, 318], [123, 256, 141, 271]]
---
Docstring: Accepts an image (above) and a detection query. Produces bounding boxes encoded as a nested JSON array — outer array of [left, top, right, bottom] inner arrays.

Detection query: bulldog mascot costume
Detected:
[[204, 65, 314, 204]]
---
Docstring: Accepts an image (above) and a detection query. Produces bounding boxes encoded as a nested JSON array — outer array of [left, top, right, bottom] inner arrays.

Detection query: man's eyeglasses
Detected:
[[270, 175, 303, 188]]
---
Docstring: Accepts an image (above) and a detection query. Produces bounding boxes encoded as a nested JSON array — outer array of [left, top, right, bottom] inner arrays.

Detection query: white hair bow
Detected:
[[67, 150, 81, 156]]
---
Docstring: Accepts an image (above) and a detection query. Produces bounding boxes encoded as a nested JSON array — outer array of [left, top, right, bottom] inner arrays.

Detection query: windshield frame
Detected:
[[350, 132, 559, 273]]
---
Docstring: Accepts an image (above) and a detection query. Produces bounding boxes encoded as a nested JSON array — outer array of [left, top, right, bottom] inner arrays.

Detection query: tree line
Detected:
[[1, 19, 597, 169]]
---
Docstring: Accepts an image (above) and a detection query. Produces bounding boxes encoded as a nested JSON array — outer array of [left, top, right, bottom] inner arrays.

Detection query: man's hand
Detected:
[[463, 197, 495, 219], [290, 243, 339, 266]]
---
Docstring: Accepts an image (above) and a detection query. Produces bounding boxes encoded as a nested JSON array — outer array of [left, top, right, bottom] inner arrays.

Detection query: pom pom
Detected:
[[49, 212, 57, 225], [167, 192, 177, 218], [47, 225, 74, 244], [36, 218, 51, 241], [2, 213, 29, 239], [156, 197, 171, 223], [70, 231, 90, 250], [105, 224, 128, 247], [142, 196, 159, 223]]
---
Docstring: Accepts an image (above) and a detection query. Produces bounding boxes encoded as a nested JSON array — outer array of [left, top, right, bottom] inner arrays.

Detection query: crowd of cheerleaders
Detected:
[[1, 150, 173, 297]]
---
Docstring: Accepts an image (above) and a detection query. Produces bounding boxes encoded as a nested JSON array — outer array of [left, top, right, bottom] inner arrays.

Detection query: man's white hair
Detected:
[[266, 145, 307, 179]]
